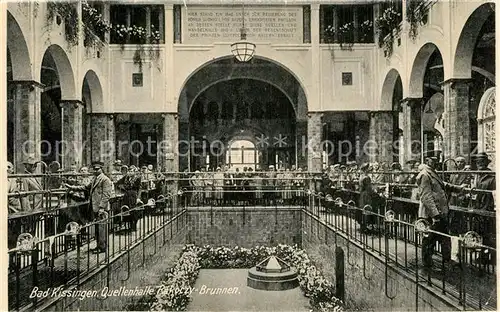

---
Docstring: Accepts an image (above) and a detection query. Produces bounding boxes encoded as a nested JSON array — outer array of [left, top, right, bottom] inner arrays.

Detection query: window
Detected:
[[132, 73, 143, 87], [110, 5, 164, 44], [320, 4, 374, 44], [477, 87, 496, 169], [342, 72, 353, 85], [225, 140, 259, 170]]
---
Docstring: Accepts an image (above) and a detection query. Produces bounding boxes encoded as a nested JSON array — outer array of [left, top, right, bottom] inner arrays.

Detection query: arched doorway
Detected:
[[82, 70, 103, 166], [178, 56, 307, 172], [226, 140, 259, 171], [408, 43, 444, 162], [189, 78, 296, 171], [380, 68, 403, 164], [7, 11, 34, 171], [40, 44, 76, 165], [453, 3, 495, 160], [477, 87, 495, 169]]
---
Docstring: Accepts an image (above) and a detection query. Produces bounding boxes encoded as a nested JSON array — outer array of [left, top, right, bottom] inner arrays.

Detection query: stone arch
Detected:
[[82, 70, 103, 112], [7, 11, 32, 80], [41, 44, 76, 100], [454, 2, 495, 78], [408, 43, 443, 98], [477, 87, 495, 164], [380, 68, 403, 111], [190, 77, 297, 117], [178, 55, 308, 121]]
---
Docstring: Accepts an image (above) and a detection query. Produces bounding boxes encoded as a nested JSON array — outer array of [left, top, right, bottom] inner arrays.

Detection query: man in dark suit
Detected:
[[471, 152, 496, 264], [20, 156, 43, 211], [417, 156, 464, 270], [65, 161, 114, 253]]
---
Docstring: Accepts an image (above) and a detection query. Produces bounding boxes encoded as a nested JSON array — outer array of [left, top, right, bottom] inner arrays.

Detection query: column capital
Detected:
[[10, 80, 45, 90], [400, 97, 423, 109], [59, 99, 84, 109], [370, 110, 394, 116], [440, 78, 474, 89], [87, 112, 115, 119], [307, 111, 324, 118], [310, 3, 320, 11], [162, 112, 178, 119]]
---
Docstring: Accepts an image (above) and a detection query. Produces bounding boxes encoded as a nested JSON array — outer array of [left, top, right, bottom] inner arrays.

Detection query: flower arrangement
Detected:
[[323, 24, 338, 44], [148, 244, 344, 312], [406, 0, 428, 41], [46, 1, 162, 67], [46, 2, 79, 47], [359, 20, 374, 43], [150, 249, 201, 311], [376, 6, 402, 57]]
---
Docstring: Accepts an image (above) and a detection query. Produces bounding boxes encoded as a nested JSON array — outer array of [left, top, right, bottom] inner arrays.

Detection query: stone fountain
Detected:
[[247, 255, 299, 291]]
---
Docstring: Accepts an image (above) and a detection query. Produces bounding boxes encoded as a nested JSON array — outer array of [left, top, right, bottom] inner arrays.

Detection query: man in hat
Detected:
[[449, 156, 470, 207], [471, 152, 496, 264], [20, 156, 43, 211], [471, 153, 495, 210], [389, 162, 404, 197], [111, 160, 123, 183], [65, 161, 114, 253], [416, 156, 465, 270]]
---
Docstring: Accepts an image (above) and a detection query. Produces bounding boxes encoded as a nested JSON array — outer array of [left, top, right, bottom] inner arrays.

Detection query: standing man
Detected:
[[20, 156, 43, 211], [111, 160, 123, 183], [65, 161, 114, 253], [416, 156, 464, 270], [471, 152, 496, 264]]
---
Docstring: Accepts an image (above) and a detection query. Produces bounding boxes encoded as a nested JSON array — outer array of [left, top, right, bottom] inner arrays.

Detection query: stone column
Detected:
[[160, 113, 179, 195], [307, 112, 323, 172], [159, 113, 179, 173], [369, 111, 395, 164], [12, 80, 43, 172], [296, 120, 308, 169], [89, 113, 116, 173], [60, 100, 84, 169], [355, 115, 370, 164], [442, 79, 471, 161], [401, 98, 422, 164], [115, 114, 131, 165]]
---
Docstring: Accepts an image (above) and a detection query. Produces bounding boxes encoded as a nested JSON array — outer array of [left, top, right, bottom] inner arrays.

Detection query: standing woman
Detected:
[[213, 167, 224, 206], [115, 166, 142, 231]]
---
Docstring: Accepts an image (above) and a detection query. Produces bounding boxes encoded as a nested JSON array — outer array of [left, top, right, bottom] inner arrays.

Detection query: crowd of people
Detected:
[[7, 153, 496, 263]]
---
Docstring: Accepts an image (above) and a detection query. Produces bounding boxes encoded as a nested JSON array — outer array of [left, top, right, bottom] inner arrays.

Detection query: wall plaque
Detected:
[[183, 6, 303, 44]]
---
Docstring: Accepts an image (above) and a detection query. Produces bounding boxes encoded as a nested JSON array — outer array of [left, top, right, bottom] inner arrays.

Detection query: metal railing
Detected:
[[304, 188, 496, 310], [7, 170, 496, 310], [8, 186, 186, 311]]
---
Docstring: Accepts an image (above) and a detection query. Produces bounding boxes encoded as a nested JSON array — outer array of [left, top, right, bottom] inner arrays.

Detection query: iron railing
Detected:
[[305, 188, 496, 310]]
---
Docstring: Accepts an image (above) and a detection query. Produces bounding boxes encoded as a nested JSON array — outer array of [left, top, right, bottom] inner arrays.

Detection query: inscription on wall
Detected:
[[183, 6, 303, 44]]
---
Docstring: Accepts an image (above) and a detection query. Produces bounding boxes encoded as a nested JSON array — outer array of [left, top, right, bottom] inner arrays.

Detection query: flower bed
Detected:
[[149, 244, 344, 312]]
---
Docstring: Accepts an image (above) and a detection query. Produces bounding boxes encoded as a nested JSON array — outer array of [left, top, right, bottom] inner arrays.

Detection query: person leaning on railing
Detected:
[[416, 156, 467, 271], [64, 161, 114, 254], [19, 156, 43, 211]]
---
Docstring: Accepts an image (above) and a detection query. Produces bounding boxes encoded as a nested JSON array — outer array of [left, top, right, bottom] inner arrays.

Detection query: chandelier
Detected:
[[231, 3, 255, 62]]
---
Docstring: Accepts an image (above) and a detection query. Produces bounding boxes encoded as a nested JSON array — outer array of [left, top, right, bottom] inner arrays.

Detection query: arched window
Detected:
[[477, 87, 495, 169], [226, 140, 258, 170]]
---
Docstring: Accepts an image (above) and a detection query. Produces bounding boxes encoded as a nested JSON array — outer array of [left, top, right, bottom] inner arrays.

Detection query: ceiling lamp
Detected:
[[231, 3, 255, 62]]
